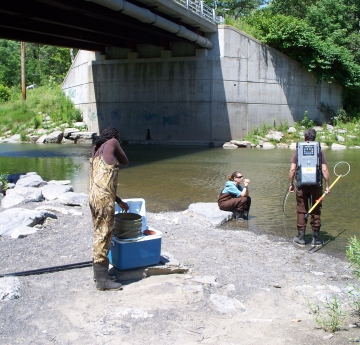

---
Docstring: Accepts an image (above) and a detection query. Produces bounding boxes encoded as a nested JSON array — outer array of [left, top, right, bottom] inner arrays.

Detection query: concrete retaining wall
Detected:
[[62, 25, 342, 144]]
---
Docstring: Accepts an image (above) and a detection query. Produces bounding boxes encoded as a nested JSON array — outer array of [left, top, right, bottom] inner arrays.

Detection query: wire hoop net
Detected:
[[333, 161, 350, 177]]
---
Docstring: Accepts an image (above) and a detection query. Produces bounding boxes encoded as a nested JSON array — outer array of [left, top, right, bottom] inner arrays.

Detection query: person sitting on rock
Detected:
[[218, 171, 251, 221]]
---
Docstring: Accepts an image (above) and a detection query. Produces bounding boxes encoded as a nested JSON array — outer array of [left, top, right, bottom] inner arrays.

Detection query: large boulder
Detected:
[[15, 173, 47, 188], [63, 128, 79, 138], [222, 142, 238, 149], [57, 192, 88, 206], [265, 130, 283, 142], [45, 130, 64, 143], [0, 208, 57, 237], [41, 184, 74, 200], [186, 202, 233, 227], [230, 140, 251, 148], [262, 142, 276, 149]]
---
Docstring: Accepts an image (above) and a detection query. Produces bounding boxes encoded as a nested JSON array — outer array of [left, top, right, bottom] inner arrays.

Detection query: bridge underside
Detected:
[[0, 0, 209, 51]]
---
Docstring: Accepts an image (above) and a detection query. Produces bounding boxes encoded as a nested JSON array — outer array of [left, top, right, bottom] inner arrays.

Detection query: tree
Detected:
[[242, 1, 360, 115], [0, 40, 21, 88], [0, 39, 77, 89], [205, 0, 267, 19]]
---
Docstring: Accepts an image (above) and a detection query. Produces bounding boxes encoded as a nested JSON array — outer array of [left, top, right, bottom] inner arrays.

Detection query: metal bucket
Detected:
[[113, 213, 142, 239]]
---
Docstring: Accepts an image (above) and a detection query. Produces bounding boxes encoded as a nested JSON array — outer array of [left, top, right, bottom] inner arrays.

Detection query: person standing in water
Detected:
[[89, 127, 129, 291], [289, 128, 330, 247]]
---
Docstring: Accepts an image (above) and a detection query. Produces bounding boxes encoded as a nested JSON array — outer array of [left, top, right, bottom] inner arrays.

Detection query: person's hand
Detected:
[[289, 184, 295, 193], [117, 200, 129, 213], [244, 179, 250, 186]]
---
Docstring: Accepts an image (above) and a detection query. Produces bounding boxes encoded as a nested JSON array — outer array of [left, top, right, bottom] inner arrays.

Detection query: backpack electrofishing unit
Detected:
[[296, 141, 322, 187]]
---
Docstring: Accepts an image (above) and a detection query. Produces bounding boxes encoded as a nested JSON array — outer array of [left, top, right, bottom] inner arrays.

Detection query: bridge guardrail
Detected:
[[173, 0, 223, 24]]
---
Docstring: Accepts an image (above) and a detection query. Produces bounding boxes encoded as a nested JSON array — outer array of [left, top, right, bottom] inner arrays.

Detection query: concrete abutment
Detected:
[[62, 25, 342, 144]]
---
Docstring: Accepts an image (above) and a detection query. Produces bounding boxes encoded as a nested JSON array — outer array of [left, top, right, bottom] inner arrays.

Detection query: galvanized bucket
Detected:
[[113, 213, 142, 239]]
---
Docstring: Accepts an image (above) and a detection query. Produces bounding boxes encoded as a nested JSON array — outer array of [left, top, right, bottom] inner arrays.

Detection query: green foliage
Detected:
[[33, 115, 42, 129], [252, 123, 271, 137], [239, 0, 360, 116], [20, 131, 29, 142], [348, 287, 360, 318], [224, 17, 257, 36], [307, 297, 346, 333], [324, 134, 336, 146], [0, 172, 9, 191], [273, 120, 289, 132], [346, 236, 360, 279], [0, 84, 10, 103], [0, 40, 77, 89], [205, 0, 265, 19], [36, 86, 82, 124], [299, 111, 314, 128], [0, 85, 82, 133], [331, 108, 349, 126], [0, 40, 20, 87], [24, 43, 77, 87]]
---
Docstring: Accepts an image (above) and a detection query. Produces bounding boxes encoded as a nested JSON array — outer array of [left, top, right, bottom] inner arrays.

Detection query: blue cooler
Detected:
[[109, 198, 162, 270], [108, 230, 162, 270]]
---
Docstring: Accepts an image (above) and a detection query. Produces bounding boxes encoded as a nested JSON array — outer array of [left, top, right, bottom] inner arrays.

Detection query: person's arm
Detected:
[[113, 139, 129, 166], [115, 196, 129, 212], [322, 163, 330, 193], [240, 179, 250, 196], [289, 163, 296, 192], [225, 183, 242, 197]]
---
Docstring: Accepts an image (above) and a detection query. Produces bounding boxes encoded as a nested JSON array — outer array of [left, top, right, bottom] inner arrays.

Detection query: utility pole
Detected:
[[21, 41, 26, 101]]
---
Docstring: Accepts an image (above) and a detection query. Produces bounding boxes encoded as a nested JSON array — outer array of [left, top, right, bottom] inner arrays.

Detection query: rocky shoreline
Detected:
[[1, 174, 360, 344], [1, 121, 360, 150], [223, 125, 360, 150]]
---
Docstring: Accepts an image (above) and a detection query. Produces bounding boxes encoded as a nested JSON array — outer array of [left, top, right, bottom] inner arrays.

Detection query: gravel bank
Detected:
[[1, 201, 360, 344]]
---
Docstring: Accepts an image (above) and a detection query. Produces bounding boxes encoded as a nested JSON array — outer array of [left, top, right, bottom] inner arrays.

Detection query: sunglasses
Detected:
[[235, 175, 243, 179]]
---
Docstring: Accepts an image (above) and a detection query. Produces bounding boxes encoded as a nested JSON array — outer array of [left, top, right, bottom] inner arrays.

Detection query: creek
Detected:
[[0, 143, 358, 255]]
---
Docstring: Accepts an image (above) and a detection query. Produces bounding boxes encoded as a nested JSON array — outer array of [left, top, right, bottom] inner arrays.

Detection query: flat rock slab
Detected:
[[0, 208, 57, 237], [186, 202, 233, 226]]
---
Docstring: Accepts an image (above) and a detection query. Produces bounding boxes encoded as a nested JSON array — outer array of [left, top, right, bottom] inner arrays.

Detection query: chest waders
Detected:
[[293, 141, 323, 247]]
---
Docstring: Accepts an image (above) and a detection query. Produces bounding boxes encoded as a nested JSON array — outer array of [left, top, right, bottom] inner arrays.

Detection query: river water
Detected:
[[0, 143, 358, 255]]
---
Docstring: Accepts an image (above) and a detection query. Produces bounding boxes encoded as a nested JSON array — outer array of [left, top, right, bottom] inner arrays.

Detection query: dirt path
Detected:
[[1, 202, 360, 344]]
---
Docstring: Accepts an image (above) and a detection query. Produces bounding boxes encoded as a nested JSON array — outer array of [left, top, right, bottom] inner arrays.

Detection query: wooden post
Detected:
[[21, 41, 26, 101]]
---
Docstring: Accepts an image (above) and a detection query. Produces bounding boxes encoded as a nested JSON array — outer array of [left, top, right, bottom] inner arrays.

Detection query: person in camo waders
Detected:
[[89, 127, 129, 291]]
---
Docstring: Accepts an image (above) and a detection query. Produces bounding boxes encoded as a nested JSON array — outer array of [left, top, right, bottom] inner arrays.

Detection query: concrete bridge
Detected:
[[0, 1, 342, 145]]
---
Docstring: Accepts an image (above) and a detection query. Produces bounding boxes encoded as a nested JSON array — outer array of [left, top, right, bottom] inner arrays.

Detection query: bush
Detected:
[[33, 115, 42, 129], [0, 172, 9, 191], [331, 108, 349, 126], [299, 111, 314, 128], [0, 84, 10, 103], [346, 236, 360, 279]]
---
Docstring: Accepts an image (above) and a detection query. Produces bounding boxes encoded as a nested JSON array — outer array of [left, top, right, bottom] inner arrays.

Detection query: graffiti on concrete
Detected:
[[143, 113, 159, 121], [143, 111, 192, 126], [98, 112, 104, 122], [162, 115, 180, 126], [111, 109, 121, 122], [88, 108, 97, 122], [67, 88, 76, 99]]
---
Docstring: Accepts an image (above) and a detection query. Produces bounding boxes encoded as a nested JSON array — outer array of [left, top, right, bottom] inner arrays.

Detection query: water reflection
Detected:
[[0, 143, 359, 255]]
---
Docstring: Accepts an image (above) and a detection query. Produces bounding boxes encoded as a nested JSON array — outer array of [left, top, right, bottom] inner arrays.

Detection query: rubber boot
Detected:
[[311, 230, 323, 247], [293, 230, 306, 247], [93, 261, 116, 282], [93, 262, 123, 291], [235, 211, 245, 221], [243, 210, 249, 220]]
